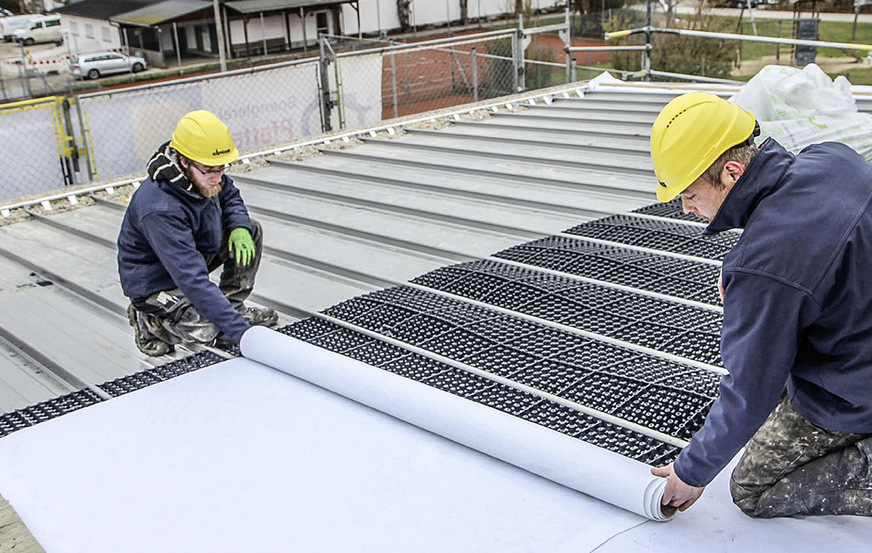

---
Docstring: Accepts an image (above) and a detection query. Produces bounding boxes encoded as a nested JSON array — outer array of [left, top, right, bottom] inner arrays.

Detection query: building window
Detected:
[[316, 11, 328, 36], [85, 24, 94, 39], [102, 27, 110, 42]]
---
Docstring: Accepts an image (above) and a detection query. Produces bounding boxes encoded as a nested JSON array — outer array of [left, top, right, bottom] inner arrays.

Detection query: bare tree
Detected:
[[658, 0, 682, 27], [397, 0, 411, 32]]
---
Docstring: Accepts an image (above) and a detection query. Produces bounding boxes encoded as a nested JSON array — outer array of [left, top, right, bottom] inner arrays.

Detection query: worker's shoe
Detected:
[[127, 304, 174, 357], [242, 306, 278, 328]]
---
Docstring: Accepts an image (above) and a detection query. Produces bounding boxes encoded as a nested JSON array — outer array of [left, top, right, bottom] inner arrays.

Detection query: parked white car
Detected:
[[1, 14, 34, 42], [70, 52, 147, 80], [12, 15, 62, 46]]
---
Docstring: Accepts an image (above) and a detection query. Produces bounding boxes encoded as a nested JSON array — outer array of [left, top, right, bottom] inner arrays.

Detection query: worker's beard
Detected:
[[195, 180, 222, 198], [184, 166, 222, 198]]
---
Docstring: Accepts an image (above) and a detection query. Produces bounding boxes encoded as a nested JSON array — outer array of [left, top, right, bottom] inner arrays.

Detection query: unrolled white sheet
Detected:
[[0, 357, 646, 553], [1, 338, 869, 552], [239, 326, 673, 521]]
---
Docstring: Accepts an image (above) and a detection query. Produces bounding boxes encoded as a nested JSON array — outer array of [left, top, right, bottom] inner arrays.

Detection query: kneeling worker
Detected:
[[649, 92, 872, 517], [118, 110, 277, 356]]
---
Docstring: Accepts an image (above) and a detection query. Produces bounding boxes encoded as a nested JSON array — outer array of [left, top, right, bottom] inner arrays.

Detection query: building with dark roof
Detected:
[[53, 0, 360, 68]]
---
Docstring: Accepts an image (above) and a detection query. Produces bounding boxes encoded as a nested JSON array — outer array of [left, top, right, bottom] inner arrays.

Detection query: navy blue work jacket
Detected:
[[117, 174, 251, 344], [675, 139, 872, 487]]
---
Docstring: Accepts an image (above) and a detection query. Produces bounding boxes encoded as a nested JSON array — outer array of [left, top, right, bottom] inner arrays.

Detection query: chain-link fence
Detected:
[[0, 97, 83, 202], [0, 45, 76, 104], [76, 58, 333, 182], [0, 24, 575, 201], [328, 31, 521, 124]]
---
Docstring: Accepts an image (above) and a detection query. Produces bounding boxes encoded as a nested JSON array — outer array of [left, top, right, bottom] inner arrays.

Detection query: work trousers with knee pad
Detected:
[[730, 394, 872, 518], [129, 219, 264, 346]]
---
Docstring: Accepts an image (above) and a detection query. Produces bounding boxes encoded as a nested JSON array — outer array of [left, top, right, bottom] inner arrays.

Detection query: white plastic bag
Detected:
[[730, 64, 872, 160]]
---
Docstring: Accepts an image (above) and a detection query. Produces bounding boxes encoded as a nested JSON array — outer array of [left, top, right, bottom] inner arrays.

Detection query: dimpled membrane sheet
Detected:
[[317, 285, 718, 444], [0, 389, 104, 438], [281, 318, 681, 466], [633, 198, 699, 221], [98, 351, 226, 397], [411, 259, 723, 366], [563, 214, 740, 261], [494, 236, 723, 305], [0, 352, 226, 438], [1, 204, 729, 471]]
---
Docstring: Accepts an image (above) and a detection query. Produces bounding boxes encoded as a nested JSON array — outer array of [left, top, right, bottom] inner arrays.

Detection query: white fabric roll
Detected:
[[240, 326, 675, 521]]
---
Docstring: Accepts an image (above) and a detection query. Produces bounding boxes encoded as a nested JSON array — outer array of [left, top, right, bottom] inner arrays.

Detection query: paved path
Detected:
[[676, 6, 872, 23]]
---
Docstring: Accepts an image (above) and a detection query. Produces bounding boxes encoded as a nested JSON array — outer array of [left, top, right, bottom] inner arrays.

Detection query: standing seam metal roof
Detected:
[[2, 82, 871, 423]]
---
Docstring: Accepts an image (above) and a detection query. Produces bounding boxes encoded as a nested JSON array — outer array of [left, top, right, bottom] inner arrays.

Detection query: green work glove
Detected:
[[228, 227, 255, 266]]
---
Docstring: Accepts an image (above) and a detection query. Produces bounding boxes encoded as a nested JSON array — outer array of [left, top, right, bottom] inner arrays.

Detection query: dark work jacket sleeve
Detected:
[[674, 270, 814, 486], [138, 207, 250, 344], [220, 179, 252, 234]]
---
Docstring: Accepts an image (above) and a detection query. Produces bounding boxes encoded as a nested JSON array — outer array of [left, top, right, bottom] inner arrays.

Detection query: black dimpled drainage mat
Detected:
[[0, 351, 225, 439], [494, 235, 722, 305], [2, 206, 729, 464], [564, 214, 739, 261], [412, 259, 723, 366], [320, 286, 718, 445], [633, 198, 699, 221], [281, 318, 682, 466]]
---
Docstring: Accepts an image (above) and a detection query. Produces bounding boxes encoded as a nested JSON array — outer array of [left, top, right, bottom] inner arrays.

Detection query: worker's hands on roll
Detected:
[[652, 462, 705, 513], [228, 227, 255, 266]]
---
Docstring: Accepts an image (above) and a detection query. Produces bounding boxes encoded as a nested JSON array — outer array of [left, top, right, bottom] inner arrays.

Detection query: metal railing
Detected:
[[588, 1, 872, 84]]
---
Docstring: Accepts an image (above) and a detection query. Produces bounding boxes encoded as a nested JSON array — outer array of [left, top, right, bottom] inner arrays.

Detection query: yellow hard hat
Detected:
[[650, 92, 756, 202], [170, 110, 239, 166]]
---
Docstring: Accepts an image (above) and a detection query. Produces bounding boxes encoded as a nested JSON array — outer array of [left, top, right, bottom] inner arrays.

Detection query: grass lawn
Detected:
[[581, 13, 872, 85], [731, 18, 872, 59]]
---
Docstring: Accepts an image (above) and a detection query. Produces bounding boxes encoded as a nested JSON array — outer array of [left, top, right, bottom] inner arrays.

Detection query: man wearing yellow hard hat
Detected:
[[649, 92, 872, 517], [117, 110, 277, 356]]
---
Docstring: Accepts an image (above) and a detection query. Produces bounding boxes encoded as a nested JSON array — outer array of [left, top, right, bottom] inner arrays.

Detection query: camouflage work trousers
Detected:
[[730, 394, 872, 518], [129, 219, 264, 348]]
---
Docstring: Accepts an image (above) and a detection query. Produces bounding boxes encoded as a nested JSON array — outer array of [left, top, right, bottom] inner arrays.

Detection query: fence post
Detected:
[[472, 47, 478, 103], [643, 0, 652, 81], [776, 20, 781, 64], [73, 98, 95, 182], [390, 49, 399, 119], [565, 47, 570, 84], [513, 29, 525, 92], [18, 47, 31, 99], [59, 98, 78, 186], [318, 36, 333, 132]]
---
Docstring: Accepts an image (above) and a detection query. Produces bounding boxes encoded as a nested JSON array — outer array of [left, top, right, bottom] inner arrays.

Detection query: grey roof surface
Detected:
[[0, 85, 659, 416], [1, 82, 871, 420]]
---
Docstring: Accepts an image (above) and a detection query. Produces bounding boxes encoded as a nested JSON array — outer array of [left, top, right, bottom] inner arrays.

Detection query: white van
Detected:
[[0, 14, 35, 42], [13, 15, 62, 46]]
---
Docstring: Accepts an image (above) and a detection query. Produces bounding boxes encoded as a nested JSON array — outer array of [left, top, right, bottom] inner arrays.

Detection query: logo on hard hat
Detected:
[[213, 148, 231, 156]]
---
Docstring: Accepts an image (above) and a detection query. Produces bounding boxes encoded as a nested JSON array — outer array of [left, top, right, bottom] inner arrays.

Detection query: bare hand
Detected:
[[652, 462, 705, 513], [717, 270, 725, 302]]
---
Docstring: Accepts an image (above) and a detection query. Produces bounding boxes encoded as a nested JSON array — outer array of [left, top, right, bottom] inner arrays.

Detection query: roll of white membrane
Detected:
[[240, 326, 675, 521]]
